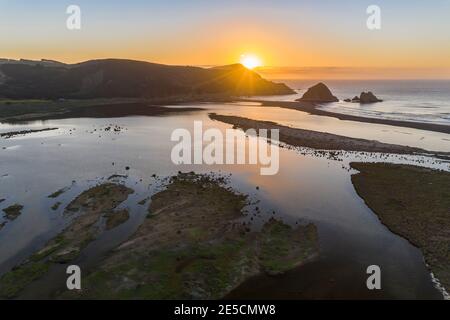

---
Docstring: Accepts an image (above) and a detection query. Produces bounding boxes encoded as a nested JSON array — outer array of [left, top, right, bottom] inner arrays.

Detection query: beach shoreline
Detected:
[[2, 96, 449, 137], [209, 113, 450, 158], [242, 99, 450, 134]]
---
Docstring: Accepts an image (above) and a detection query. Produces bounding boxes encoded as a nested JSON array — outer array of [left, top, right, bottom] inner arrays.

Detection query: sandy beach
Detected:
[[245, 99, 450, 134], [209, 113, 449, 157]]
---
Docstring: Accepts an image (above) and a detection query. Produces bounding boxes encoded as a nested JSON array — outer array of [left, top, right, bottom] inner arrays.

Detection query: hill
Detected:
[[0, 59, 294, 99]]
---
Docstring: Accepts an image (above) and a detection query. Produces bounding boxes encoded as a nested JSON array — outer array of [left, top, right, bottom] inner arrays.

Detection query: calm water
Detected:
[[255, 80, 450, 126], [219, 103, 450, 153], [0, 104, 448, 299]]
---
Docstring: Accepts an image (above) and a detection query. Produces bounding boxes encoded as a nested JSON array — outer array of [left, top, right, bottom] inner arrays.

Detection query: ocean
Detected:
[[260, 79, 450, 126]]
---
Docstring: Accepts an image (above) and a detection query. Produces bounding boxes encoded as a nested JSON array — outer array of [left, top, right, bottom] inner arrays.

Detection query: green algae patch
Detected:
[[47, 183, 133, 263], [48, 187, 69, 199], [66, 239, 258, 300], [350, 162, 450, 292], [51, 202, 62, 211], [259, 220, 318, 275], [0, 183, 134, 298], [1, 173, 318, 299], [2, 204, 23, 220], [0, 262, 49, 299], [63, 172, 319, 299]]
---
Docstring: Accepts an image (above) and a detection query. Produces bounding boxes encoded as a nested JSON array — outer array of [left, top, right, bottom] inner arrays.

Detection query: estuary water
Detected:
[[0, 103, 448, 299]]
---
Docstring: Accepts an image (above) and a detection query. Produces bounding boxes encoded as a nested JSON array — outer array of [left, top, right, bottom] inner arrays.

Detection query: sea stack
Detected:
[[359, 91, 383, 103], [296, 82, 338, 103], [344, 92, 383, 103]]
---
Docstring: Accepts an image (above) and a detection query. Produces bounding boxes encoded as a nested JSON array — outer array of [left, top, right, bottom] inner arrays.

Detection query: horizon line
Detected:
[[2, 57, 450, 70]]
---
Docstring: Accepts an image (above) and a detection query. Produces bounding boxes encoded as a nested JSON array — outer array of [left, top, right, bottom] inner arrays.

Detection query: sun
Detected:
[[240, 54, 262, 70]]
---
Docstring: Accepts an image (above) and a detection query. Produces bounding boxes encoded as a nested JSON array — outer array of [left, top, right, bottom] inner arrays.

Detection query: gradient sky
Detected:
[[1, 0, 450, 76]]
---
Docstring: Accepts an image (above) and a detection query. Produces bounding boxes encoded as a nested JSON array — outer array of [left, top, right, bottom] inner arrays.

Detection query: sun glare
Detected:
[[240, 54, 262, 70]]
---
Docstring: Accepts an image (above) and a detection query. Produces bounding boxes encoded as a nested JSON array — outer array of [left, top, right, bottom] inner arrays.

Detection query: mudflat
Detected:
[[350, 162, 450, 292], [61, 172, 318, 299], [0, 183, 133, 298], [0, 173, 318, 299], [245, 99, 450, 135], [209, 113, 447, 156]]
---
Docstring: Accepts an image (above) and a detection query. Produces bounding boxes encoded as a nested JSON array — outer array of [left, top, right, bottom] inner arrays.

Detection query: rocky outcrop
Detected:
[[296, 82, 338, 103], [344, 92, 383, 103], [360, 91, 382, 103]]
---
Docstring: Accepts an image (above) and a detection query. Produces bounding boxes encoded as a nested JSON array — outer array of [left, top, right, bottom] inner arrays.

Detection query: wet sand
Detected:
[[244, 99, 450, 134], [209, 113, 449, 157], [1, 128, 58, 139]]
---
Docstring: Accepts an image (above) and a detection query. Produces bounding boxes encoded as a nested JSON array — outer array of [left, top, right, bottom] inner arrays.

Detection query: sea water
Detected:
[[255, 79, 450, 126]]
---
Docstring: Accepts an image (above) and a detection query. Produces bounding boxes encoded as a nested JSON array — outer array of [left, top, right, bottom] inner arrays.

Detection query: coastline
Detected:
[[209, 113, 450, 157], [1, 98, 448, 299], [2, 96, 449, 137], [242, 99, 450, 134]]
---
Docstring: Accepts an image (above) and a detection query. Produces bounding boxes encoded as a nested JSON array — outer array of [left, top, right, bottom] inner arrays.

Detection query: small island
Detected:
[[0, 173, 318, 299]]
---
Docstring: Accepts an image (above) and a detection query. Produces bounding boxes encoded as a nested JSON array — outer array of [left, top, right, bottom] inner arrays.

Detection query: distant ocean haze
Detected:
[[256, 67, 450, 81]]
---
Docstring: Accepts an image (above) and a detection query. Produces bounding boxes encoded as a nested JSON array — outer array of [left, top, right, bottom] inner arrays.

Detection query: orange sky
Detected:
[[2, 1, 450, 79]]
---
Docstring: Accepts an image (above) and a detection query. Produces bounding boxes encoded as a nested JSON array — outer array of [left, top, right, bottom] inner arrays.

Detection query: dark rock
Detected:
[[345, 93, 381, 103], [360, 91, 382, 103], [296, 82, 338, 103]]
